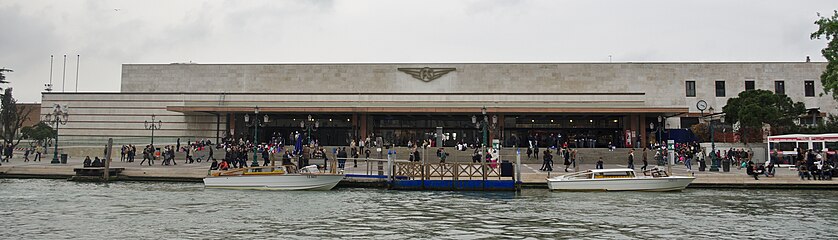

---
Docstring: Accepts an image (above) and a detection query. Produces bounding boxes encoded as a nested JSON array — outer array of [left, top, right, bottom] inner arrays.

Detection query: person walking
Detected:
[[542, 149, 553, 172], [140, 145, 153, 166], [23, 148, 31, 162], [240, 147, 249, 168], [160, 146, 171, 165], [207, 145, 215, 161], [685, 151, 692, 171], [34, 145, 42, 162], [540, 149, 550, 171], [2, 143, 13, 162], [412, 148, 421, 165], [627, 149, 635, 170], [437, 148, 448, 163], [182, 146, 191, 164], [337, 147, 348, 169], [526, 147, 533, 160], [562, 147, 571, 172], [358, 138, 365, 156], [168, 146, 177, 165], [131, 145, 137, 162], [641, 147, 649, 171], [119, 145, 125, 162], [262, 146, 270, 166]]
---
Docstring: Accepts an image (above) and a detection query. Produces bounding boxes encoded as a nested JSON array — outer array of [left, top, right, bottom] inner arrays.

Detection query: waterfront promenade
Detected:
[[2, 155, 835, 188]]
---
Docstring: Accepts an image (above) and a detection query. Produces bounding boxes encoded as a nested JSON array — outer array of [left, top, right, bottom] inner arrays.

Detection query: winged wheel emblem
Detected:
[[397, 67, 456, 82]]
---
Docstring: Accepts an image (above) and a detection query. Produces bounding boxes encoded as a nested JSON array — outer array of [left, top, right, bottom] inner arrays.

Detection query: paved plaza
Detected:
[[1, 152, 834, 187]]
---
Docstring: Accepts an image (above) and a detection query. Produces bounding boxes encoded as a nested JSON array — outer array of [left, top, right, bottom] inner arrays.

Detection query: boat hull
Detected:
[[203, 174, 345, 191], [547, 176, 695, 192]]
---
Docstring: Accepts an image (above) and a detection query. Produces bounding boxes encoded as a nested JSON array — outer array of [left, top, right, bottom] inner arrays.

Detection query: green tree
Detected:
[[812, 10, 838, 101], [1, 88, 35, 148], [723, 90, 805, 143], [21, 122, 56, 144]]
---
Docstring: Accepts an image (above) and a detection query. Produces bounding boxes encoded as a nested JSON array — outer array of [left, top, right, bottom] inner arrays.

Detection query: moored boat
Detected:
[[203, 165, 345, 190], [547, 168, 694, 191]]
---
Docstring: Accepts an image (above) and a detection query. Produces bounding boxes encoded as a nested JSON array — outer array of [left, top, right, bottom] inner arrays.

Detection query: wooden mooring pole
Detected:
[[516, 148, 522, 190], [103, 138, 113, 182]]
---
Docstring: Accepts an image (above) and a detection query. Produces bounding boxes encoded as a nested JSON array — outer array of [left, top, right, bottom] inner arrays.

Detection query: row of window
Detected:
[[685, 80, 815, 97]]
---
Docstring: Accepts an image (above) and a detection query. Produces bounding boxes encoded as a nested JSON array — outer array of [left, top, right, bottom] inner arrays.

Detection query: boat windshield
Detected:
[[593, 171, 635, 179]]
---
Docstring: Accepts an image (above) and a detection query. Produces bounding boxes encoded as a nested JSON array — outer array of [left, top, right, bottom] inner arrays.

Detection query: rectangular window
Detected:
[[813, 142, 824, 152], [685, 81, 696, 97], [778, 142, 796, 151], [798, 142, 809, 151], [805, 81, 815, 97], [715, 81, 725, 97], [775, 81, 785, 95], [745, 80, 755, 91]]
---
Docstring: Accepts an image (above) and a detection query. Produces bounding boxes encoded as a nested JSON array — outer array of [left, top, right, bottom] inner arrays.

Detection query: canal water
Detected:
[[1, 179, 836, 239]]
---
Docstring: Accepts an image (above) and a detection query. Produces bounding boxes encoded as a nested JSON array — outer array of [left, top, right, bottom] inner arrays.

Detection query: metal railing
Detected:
[[392, 162, 505, 180]]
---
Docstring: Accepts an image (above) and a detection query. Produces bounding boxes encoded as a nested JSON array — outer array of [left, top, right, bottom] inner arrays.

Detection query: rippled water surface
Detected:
[[1, 179, 837, 239]]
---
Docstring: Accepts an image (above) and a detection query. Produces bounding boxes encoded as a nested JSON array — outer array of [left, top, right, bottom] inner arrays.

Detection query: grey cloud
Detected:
[[1, 0, 836, 103]]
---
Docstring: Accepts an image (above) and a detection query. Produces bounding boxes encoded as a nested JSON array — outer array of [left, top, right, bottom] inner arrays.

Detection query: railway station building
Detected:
[[40, 62, 836, 148]]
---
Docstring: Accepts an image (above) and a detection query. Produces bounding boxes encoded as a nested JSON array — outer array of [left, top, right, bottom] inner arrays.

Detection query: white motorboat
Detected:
[[547, 168, 694, 191], [204, 165, 345, 190]]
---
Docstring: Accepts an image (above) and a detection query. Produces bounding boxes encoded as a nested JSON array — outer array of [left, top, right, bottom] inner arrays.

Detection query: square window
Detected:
[[685, 81, 696, 97], [715, 81, 725, 97], [775, 81, 785, 95], [805, 81, 815, 97], [745, 80, 755, 91]]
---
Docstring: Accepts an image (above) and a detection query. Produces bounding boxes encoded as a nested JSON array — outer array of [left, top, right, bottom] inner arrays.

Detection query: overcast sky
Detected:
[[1, 0, 835, 103]]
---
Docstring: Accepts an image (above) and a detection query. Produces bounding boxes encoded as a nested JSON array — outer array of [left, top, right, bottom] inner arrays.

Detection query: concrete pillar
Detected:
[[497, 114, 504, 147], [228, 113, 236, 137], [621, 115, 628, 148], [352, 113, 359, 140], [360, 113, 368, 139], [632, 114, 640, 148], [640, 115, 647, 149], [622, 114, 637, 147]]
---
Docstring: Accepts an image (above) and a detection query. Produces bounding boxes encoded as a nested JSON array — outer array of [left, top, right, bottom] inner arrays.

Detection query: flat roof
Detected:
[[123, 61, 826, 66]]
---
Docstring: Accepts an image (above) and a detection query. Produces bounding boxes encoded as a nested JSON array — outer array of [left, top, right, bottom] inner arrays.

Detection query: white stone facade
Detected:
[[42, 62, 836, 146]]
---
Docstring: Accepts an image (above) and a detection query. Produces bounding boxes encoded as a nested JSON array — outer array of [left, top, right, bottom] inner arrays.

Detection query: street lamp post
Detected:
[[44, 104, 69, 164], [472, 106, 497, 181], [144, 114, 162, 146], [300, 114, 319, 146], [245, 106, 269, 167], [707, 107, 722, 171], [656, 116, 662, 149]]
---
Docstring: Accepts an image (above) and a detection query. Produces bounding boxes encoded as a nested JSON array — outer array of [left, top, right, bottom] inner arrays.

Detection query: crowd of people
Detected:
[[4, 131, 838, 184], [772, 148, 837, 181], [207, 134, 374, 172], [0, 143, 45, 166], [523, 142, 579, 172]]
